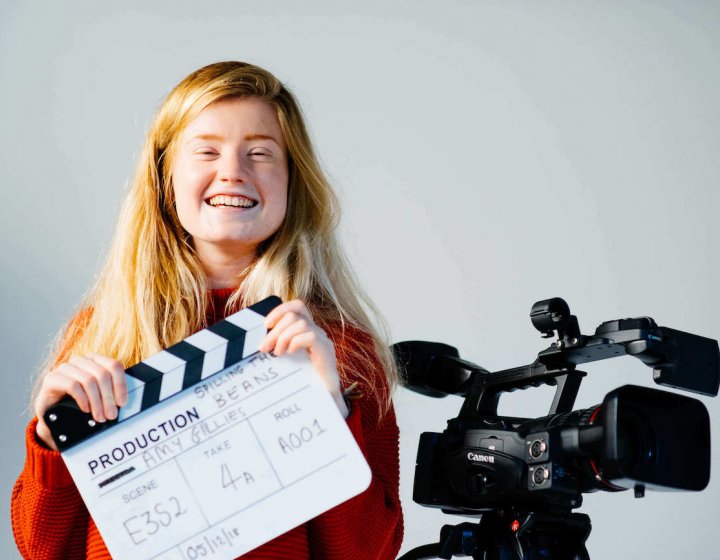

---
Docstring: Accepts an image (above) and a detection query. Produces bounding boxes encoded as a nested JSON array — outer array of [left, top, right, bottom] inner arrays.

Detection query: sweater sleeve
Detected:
[[11, 417, 90, 559], [307, 324, 404, 559]]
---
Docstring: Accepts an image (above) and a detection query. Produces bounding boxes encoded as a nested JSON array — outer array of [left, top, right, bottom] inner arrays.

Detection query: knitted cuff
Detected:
[[25, 418, 75, 489]]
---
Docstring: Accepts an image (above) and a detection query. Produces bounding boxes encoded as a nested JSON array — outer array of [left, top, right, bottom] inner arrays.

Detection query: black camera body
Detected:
[[396, 299, 719, 519], [413, 383, 710, 516]]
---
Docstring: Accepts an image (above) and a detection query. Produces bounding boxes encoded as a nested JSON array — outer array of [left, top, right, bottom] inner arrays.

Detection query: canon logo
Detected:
[[467, 452, 495, 464]]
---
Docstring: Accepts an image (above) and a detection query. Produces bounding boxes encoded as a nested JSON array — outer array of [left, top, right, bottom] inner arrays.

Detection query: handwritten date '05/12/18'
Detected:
[[123, 497, 188, 545], [184, 527, 243, 560]]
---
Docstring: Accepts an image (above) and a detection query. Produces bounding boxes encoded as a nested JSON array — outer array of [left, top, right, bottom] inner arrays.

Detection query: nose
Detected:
[[218, 153, 249, 184]]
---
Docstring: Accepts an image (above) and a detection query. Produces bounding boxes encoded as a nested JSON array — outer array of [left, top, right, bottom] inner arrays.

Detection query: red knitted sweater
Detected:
[[11, 291, 403, 559]]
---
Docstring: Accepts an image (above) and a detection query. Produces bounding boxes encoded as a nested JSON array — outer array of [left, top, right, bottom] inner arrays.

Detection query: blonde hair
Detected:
[[35, 61, 399, 412]]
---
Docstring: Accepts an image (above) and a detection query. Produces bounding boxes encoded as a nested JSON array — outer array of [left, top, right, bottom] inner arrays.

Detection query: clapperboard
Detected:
[[45, 296, 371, 560]]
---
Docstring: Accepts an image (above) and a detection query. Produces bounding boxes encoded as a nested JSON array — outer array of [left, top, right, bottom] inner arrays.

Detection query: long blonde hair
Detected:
[[36, 61, 399, 412]]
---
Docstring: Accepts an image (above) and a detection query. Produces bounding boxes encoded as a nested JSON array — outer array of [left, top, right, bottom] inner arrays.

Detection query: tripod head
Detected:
[[398, 510, 591, 560]]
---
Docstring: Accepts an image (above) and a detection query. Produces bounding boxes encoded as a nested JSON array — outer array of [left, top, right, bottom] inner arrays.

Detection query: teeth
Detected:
[[208, 195, 256, 208]]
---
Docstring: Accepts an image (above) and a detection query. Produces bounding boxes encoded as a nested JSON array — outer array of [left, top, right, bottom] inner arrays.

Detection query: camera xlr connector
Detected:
[[529, 439, 547, 459], [531, 466, 550, 486]]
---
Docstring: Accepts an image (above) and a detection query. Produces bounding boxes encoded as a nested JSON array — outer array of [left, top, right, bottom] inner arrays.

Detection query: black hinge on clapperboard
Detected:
[[44, 296, 282, 451]]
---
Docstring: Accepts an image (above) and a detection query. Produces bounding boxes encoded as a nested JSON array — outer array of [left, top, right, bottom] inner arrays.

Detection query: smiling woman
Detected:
[[11, 61, 403, 560], [172, 97, 289, 284]]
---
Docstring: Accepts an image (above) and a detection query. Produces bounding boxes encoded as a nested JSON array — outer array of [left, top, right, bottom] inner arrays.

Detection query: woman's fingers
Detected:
[[259, 300, 344, 418], [34, 371, 91, 418], [88, 354, 128, 407], [261, 311, 332, 357], [260, 310, 297, 352], [259, 301, 339, 384], [286, 330, 323, 355], [69, 356, 121, 420], [34, 372, 94, 451], [264, 299, 312, 330], [33, 354, 127, 450], [263, 313, 310, 355], [35, 355, 127, 425], [260, 300, 334, 365], [58, 361, 107, 422]]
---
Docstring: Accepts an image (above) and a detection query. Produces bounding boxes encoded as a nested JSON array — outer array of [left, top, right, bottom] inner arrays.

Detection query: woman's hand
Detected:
[[34, 354, 128, 451], [259, 300, 349, 419]]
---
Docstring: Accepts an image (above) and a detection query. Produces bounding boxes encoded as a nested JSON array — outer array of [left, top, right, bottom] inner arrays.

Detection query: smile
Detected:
[[206, 195, 258, 209]]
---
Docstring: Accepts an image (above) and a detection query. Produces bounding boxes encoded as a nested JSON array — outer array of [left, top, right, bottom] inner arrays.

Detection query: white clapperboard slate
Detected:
[[45, 296, 371, 560]]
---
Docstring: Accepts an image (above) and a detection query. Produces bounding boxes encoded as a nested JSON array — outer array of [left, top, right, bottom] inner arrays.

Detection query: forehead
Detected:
[[182, 97, 284, 145]]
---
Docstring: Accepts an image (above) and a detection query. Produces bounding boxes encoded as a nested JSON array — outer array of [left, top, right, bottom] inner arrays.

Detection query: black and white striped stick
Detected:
[[45, 296, 281, 450]]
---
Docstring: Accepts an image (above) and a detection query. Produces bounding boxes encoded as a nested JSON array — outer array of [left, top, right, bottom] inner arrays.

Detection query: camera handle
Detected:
[[397, 509, 591, 560], [456, 360, 587, 421]]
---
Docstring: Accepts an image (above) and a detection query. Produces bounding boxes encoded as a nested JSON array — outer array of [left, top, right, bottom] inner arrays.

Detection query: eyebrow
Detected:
[[245, 133, 280, 143], [189, 133, 281, 145]]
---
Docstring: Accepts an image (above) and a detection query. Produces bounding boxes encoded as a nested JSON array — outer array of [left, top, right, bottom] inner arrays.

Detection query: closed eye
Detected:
[[194, 149, 219, 158]]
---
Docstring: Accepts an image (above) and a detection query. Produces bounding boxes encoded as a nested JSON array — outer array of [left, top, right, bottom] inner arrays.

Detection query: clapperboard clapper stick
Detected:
[[42, 294, 371, 560], [45, 295, 282, 450]]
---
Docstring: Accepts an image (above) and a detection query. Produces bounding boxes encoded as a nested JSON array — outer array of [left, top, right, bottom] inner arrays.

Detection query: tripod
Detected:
[[398, 510, 591, 560]]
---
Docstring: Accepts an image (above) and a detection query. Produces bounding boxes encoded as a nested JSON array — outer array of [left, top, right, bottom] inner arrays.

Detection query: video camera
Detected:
[[395, 298, 719, 560]]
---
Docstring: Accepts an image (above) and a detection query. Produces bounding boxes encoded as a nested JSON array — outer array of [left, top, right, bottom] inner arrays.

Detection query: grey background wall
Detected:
[[2, 1, 718, 558]]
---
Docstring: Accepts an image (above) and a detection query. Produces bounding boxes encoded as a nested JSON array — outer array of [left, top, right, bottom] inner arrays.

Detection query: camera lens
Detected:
[[616, 408, 656, 476]]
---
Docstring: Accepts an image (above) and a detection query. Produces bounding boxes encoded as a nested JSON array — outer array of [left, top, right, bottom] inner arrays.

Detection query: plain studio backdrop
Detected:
[[1, 1, 718, 558]]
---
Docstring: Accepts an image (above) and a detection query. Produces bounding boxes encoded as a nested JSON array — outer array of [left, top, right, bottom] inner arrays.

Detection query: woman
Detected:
[[12, 61, 403, 559]]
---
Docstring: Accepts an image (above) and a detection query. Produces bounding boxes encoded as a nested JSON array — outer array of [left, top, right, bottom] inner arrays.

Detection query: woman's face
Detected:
[[171, 96, 289, 260]]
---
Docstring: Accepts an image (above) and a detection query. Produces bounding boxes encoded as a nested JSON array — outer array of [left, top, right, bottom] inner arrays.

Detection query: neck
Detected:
[[194, 241, 257, 289]]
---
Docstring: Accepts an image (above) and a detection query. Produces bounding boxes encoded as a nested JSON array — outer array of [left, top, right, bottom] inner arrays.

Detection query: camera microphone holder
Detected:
[[454, 303, 719, 424], [397, 509, 591, 560]]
